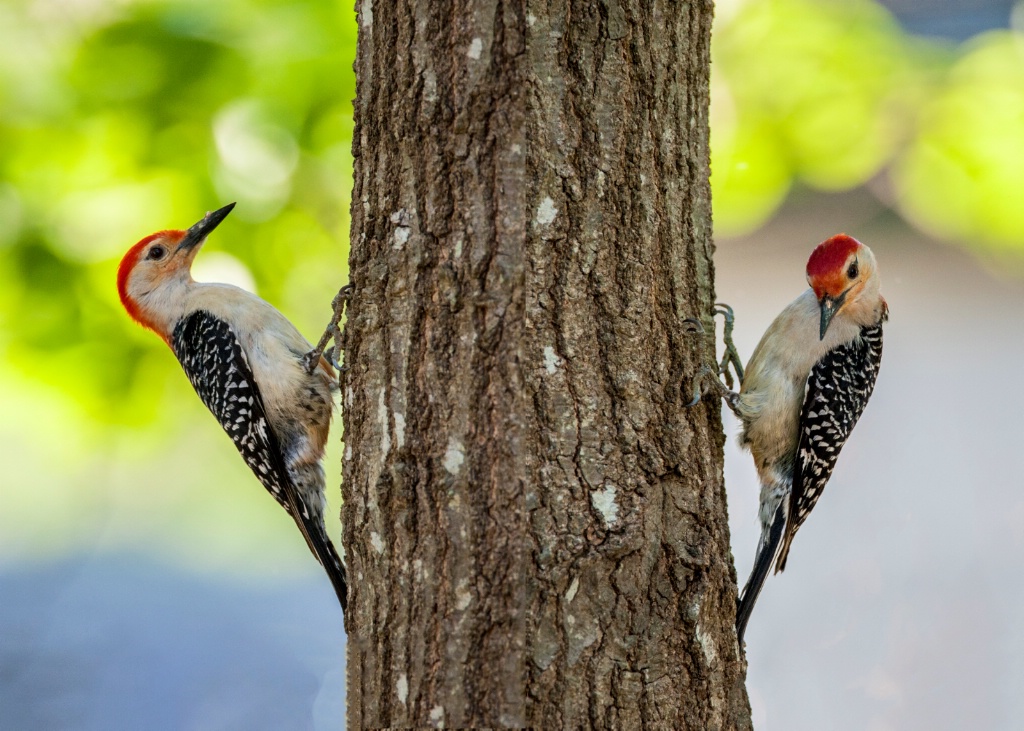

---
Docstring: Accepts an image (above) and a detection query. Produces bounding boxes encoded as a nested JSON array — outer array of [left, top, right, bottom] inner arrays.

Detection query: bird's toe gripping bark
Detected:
[[302, 283, 354, 375], [714, 302, 744, 389], [685, 364, 715, 407], [682, 317, 705, 335], [682, 306, 744, 389], [683, 308, 743, 414], [686, 365, 743, 414]]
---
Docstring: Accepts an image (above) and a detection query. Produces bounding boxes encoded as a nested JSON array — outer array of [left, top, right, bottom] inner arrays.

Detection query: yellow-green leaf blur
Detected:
[[0, 0, 1021, 564]]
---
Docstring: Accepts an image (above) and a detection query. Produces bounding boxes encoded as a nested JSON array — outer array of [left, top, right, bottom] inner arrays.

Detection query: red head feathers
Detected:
[[806, 234, 861, 300], [806, 234, 861, 278]]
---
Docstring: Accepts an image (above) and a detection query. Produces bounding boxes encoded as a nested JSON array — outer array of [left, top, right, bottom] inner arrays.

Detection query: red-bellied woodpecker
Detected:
[[689, 234, 886, 644], [117, 203, 348, 613]]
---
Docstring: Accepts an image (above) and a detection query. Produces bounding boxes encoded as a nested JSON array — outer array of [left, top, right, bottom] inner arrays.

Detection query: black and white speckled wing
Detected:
[[776, 323, 884, 572], [171, 310, 293, 514]]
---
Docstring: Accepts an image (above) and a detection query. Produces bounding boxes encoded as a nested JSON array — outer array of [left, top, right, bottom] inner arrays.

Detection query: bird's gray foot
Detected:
[[684, 309, 743, 415], [714, 302, 744, 389], [302, 283, 353, 375], [685, 364, 742, 415]]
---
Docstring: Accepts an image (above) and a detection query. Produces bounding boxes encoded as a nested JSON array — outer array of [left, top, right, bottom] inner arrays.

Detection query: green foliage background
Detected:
[[0, 0, 1020, 569]]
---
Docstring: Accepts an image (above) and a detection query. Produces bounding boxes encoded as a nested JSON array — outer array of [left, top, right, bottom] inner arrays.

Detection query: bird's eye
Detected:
[[147, 245, 166, 261], [847, 261, 859, 279]]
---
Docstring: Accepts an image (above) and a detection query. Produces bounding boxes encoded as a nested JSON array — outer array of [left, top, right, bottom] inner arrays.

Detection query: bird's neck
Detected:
[[129, 275, 196, 345]]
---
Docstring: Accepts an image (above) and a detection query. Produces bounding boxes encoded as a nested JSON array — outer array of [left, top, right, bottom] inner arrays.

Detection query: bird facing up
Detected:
[[117, 204, 348, 613], [693, 234, 886, 644]]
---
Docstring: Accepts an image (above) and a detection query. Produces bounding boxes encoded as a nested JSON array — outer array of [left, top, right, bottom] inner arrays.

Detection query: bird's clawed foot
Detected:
[[682, 317, 705, 335], [302, 283, 354, 375], [714, 303, 744, 389], [683, 303, 743, 414], [685, 364, 741, 414]]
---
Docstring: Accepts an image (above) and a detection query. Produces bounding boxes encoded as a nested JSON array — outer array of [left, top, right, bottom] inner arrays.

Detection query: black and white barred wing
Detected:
[[171, 310, 293, 514], [776, 324, 884, 572]]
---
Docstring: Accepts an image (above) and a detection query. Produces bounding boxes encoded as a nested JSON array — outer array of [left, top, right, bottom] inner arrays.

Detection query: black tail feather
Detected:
[[293, 508, 348, 613], [736, 503, 786, 645], [315, 528, 349, 613]]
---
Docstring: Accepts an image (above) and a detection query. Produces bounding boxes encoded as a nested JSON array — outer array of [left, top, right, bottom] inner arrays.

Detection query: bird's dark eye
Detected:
[[147, 245, 166, 261], [847, 261, 859, 279]]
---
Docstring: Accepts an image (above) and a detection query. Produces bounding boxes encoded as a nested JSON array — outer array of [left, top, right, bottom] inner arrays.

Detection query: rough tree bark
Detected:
[[342, 0, 752, 728]]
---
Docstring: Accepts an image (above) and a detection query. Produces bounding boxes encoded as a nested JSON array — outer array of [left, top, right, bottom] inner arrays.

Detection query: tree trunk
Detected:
[[342, 0, 751, 728]]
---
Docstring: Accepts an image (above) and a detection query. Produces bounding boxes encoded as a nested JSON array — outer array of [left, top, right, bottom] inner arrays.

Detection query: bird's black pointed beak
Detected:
[[818, 289, 848, 340], [178, 203, 236, 253]]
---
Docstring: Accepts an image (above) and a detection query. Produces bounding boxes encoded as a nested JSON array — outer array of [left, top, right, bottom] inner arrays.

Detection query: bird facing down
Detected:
[[117, 204, 348, 613], [691, 234, 886, 644]]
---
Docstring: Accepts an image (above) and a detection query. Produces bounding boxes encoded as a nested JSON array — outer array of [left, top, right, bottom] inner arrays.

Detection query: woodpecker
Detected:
[[689, 234, 886, 644], [117, 203, 348, 613]]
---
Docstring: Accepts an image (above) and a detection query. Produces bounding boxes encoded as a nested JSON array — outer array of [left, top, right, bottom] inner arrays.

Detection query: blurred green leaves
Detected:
[[0, 0, 356, 566], [4, 0, 1022, 426], [894, 30, 1024, 255], [711, 0, 1024, 256], [711, 0, 937, 235], [0, 0, 355, 429], [2, 0, 1024, 562]]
